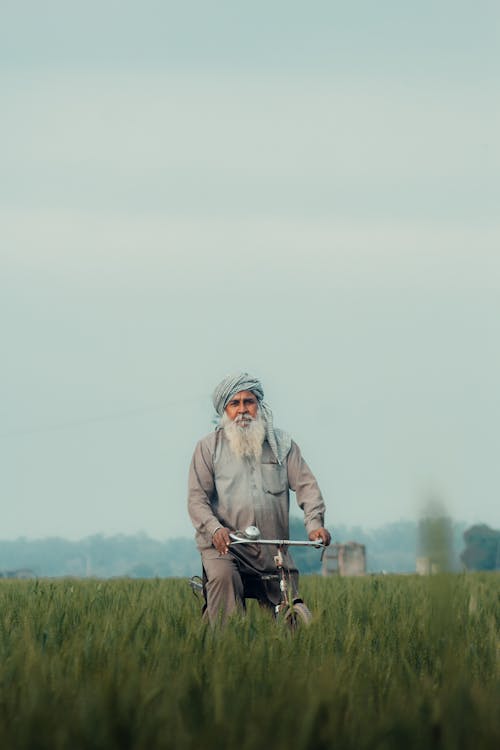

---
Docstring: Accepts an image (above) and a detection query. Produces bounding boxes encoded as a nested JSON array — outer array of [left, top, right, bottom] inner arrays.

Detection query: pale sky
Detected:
[[1, 2, 499, 540]]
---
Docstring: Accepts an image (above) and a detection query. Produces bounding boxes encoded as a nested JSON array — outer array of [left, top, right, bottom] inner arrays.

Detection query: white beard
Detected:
[[222, 411, 266, 460]]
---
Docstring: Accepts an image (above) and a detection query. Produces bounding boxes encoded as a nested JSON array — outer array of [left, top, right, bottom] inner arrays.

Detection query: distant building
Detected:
[[322, 542, 366, 577], [416, 556, 442, 575]]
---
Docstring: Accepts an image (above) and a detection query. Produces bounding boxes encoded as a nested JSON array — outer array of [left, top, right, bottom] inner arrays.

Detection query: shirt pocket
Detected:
[[261, 463, 288, 495]]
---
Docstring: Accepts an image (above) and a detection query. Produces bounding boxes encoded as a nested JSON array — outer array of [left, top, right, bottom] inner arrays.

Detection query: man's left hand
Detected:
[[308, 527, 331, 546]]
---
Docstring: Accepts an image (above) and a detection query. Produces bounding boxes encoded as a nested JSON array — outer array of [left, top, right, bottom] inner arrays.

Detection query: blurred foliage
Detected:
[[418, 515, 454, 572]]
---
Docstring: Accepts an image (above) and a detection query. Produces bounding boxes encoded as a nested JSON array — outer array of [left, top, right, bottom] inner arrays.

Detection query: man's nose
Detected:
[[237, 402, 247, 413]]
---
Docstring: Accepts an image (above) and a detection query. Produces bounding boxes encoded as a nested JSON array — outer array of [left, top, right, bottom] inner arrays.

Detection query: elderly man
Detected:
[[188, 372, 331, 623]]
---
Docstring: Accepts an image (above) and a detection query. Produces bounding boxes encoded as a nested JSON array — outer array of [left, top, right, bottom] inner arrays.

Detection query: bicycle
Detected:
[[189, 525, 326, 628]]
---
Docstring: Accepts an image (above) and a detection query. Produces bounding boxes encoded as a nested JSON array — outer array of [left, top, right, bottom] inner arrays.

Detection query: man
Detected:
[[188, 372, 331, 623]]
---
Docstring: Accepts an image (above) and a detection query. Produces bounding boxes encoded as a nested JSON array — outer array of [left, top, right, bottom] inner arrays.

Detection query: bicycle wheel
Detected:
[[280, 601, 313, 630]]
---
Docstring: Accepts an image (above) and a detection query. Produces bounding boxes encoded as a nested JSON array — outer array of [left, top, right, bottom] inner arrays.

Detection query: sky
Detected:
[[1, 2, 499, 540]]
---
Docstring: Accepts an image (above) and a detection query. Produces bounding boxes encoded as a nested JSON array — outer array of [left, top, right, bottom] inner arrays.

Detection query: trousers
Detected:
[[200, 547, 299, 623]]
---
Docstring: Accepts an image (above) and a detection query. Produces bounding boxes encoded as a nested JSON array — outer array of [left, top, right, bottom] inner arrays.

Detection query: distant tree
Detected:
[[127, 563, 156, 578], [461, 524, 500, 571], [289, 516, 322, 573]]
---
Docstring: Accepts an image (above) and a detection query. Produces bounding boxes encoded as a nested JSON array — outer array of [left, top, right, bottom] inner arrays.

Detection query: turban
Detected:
[[212, 372, 290, 464]]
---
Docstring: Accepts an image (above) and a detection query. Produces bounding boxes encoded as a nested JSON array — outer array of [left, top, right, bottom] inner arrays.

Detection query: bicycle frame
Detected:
[[189, 527, 327, 626], [229, 531, 325, 616]]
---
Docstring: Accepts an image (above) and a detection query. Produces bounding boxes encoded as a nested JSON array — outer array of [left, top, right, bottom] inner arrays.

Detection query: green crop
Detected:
[[0, 574, 498, 749]]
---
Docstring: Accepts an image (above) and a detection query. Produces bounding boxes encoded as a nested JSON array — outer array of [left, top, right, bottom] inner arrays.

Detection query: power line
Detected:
[[0, 394, 209, 438]]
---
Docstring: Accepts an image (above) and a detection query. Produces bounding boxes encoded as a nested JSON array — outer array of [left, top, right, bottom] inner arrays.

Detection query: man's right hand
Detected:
[[212, 527, 231, 555]]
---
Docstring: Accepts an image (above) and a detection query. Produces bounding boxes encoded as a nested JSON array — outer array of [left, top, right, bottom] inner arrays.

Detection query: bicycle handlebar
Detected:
[[229, 532, 324, 548]]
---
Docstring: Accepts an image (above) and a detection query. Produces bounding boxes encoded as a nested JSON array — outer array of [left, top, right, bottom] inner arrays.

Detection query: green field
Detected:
[[0, 574, 499, 749]]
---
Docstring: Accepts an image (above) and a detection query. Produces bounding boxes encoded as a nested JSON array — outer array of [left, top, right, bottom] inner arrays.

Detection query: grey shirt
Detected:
[[188, 427, 326, 569]]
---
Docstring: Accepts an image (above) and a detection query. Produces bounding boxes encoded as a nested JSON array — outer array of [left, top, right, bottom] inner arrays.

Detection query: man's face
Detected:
[[224, 390, 259, 425]]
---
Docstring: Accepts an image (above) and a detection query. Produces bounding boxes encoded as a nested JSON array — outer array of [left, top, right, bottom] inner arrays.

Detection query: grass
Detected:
[[0, 574, 499, 749]]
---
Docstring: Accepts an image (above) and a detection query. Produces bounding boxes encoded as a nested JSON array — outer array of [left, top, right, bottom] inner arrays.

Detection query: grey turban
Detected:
[[212, 372, 290, 464]]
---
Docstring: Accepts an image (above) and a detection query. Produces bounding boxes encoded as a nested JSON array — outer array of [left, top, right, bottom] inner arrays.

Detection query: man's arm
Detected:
[[287, 440, 331, 545], [187, 437, 224, 539], [188, 438, 233, 554]]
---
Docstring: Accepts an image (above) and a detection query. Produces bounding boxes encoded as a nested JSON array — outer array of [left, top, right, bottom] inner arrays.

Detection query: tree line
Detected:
[[0, 519, 498, 578]]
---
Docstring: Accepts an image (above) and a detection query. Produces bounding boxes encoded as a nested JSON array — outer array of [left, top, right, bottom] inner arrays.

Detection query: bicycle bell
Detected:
[[243, 525, 261, 540]]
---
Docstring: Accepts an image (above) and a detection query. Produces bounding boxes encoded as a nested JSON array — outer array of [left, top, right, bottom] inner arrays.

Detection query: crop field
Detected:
[[0, 574, 499, 750]]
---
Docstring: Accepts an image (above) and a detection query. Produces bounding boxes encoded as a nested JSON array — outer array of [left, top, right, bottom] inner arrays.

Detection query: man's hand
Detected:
[[308, 527, 331, 546], [213, 527, 232, 555]]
